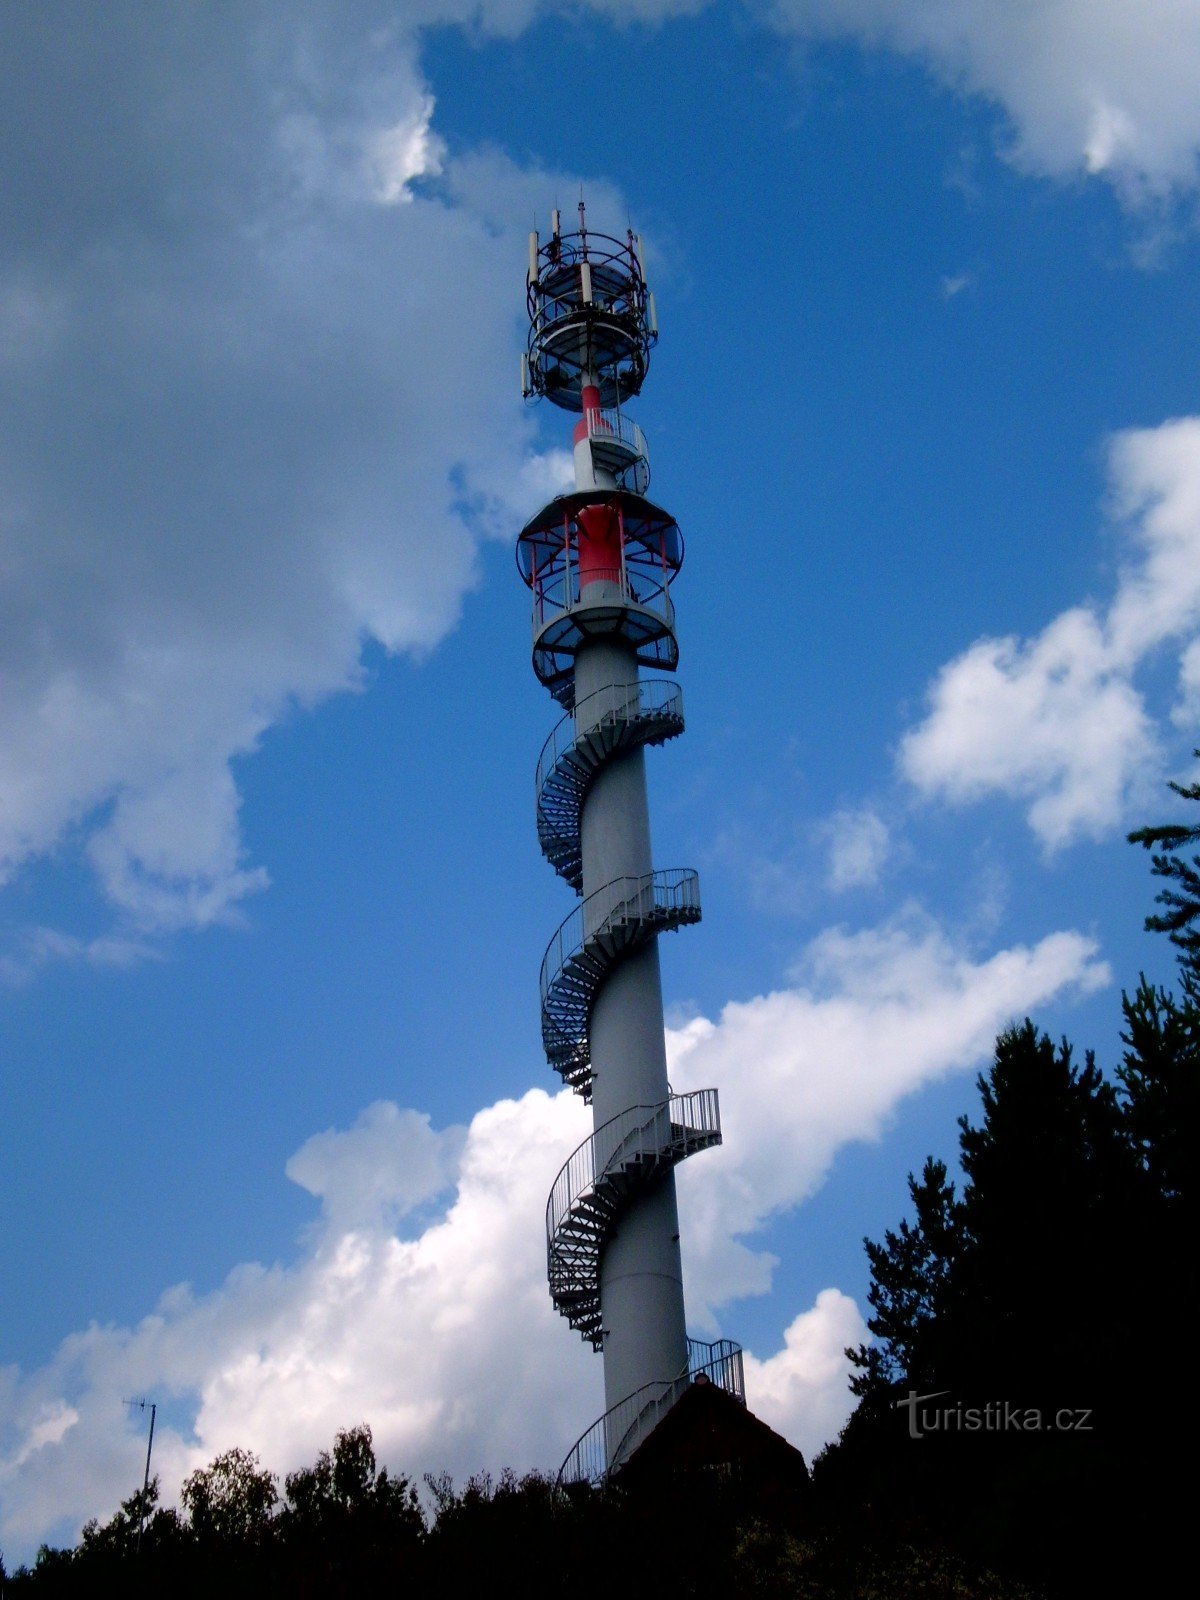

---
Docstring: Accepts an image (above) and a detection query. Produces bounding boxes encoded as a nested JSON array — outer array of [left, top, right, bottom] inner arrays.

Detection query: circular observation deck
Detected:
[[516, 489, 684, 706], [526, 224, 656, 412]]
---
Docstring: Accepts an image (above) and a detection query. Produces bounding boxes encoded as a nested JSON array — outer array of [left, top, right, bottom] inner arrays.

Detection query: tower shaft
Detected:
[[518, 207, 742, 1481], [575, 634, 689, 1415]]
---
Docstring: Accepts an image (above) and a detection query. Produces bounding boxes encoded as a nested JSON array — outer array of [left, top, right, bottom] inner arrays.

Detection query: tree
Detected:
[[952, 1024, 1133, 1398], [279, 1422, 423, 1552], [1117, 975, 1195, 1210], [821, 757, 1200, 1595], [78, 1476, 182, 1560], [845, 1023, 1130, 1415], [823, 1018, 1153, 1595], [847, 1157, 961, 1405], [181, 1446, 277, 1545], [1127, 754, 1200, 969], [1124, 761, 1200, 1212]]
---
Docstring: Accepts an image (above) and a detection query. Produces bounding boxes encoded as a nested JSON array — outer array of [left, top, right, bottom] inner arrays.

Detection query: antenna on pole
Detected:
[[123, 1397, 157, 1556]]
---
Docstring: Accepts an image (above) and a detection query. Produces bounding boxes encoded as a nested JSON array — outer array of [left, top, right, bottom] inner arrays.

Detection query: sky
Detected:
[[2, 0, 1199, 1564]]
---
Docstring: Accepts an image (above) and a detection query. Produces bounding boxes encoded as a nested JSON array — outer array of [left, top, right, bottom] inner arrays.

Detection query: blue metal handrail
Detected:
[[557, 1336, 746, 1487], [546, 1090, 721, 1249], [535, 679, 682, 801]]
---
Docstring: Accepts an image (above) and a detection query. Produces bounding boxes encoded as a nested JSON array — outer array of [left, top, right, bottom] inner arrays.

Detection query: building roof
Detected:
[[619, 1377, 810, 1493]]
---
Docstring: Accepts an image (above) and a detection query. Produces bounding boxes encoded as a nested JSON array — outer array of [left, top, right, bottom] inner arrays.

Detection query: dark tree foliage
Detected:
[[181, 1446, 277, 1546], [843, 1025, 1133, 1418], [1128, 754, 1200, 964], [1121, 762, 1198, 1373], [6, 1436, 1030, 1598], [1118, 975, 1196, 1210], [848, 1156, 962, 1404], [819, 778, 1198, 1595], [277, 1422, 423, 1590], [8, 1428, 424, 1599], [77, 1475, 186, 1565]]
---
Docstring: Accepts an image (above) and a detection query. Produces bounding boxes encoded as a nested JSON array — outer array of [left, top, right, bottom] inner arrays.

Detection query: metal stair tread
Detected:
[[546, 1089, 721, 1346]]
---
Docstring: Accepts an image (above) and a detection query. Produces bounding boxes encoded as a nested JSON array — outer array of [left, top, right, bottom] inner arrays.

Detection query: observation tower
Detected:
[[517, 204, 745, 1482]]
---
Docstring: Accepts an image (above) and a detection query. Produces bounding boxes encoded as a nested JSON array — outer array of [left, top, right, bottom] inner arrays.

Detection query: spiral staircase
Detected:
[[547, 1090, 722, 1346], [536, 679, 683, 891], [540, 866, 700, 1101], [531, 668, 741, 1468]]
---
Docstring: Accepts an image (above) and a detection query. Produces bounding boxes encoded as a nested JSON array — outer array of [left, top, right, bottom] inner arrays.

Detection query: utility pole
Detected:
[[123, 1398, 156, 1555]]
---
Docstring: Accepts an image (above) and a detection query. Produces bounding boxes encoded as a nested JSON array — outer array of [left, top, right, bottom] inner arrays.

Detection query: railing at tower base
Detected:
[[557, 1337, 745, 1488]]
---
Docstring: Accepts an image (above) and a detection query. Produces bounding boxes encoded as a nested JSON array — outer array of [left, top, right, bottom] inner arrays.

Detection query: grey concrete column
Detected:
[[573, 629, 688, 1424]]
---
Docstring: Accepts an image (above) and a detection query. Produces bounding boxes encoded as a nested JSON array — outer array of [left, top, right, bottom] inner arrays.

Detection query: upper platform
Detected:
[[524, 207, 657, 412]]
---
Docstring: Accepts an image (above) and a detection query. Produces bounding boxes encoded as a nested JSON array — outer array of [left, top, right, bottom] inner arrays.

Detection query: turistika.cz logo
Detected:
[[896, 1390, 1094, 1440]]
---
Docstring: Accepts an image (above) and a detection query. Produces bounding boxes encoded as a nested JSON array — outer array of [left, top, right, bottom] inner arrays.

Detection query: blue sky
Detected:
[[2, 0, 1199, 1563]]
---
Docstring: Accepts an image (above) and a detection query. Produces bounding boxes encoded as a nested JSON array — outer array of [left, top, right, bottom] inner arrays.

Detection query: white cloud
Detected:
[[3, 2, 1198, 960], [0, 926, 162, 988], [767, 1, 1200, 202], [670, 906, 1107, 1316], [285, 1103, 467, 1231], [441, 0, 1200, 204], [0, 906, 1106, 1559], [1174, 640, 1200, 728], [367, 98, 445, 203], [0, 9, 597, 948], [1107, 419, 1200, 658], [823, 805, 890, 890], [901, 610, 1156, 848], [901, 416, 1200, 849], [0, 1085, 594, 1559], [743, 1289, 868, 1461], [3, 1403, 79, 1475]]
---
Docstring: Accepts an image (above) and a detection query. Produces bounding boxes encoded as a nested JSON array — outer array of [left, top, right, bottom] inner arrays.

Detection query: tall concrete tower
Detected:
[[517, 204, 745, 1482]]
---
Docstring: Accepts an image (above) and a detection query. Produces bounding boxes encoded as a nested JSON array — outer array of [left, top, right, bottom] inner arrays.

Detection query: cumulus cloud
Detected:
[[823, 805, 890, 890], [0, 906, 1106, 1558], [743, 1289, 868, 1461], [0, 5, 574, 948], [1174, 639, 1200, 728], [7, 0, 1194, 962], [0, 1086, 593, 1559], [670, 906, 1107, 1315], [0, 926, 162, 987], [442, 0, 1200, 206], [901, 416, 1200, 849], [766, 0, 1200, 203], [285, 1102, 467, 1232], [939, 272, 973, 299]]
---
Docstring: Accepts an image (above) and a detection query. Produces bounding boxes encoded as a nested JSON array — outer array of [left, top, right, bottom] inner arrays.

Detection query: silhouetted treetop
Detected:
[[1128, 754, 1200, 970]]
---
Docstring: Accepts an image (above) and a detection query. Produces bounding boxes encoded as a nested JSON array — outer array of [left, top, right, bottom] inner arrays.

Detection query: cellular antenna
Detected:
[[123, 1397, 157, 1555], [517, 214, 744, 1483]]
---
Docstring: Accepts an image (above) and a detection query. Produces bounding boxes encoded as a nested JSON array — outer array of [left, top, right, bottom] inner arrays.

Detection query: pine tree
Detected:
[[1118, 975, 1195, 1211], [847, 1157, 961, 1403], [1127, 754, 1200, 968], [952, 1022, 1131, 1400]]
